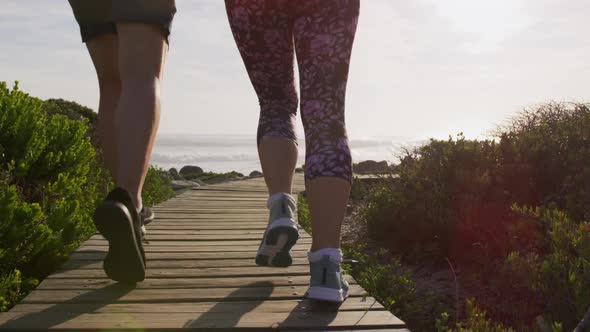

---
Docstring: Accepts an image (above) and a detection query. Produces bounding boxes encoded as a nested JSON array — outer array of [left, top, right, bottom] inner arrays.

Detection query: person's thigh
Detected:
[[86, 34, 120, 88], [116, 24, 167, 80], [294, 0, 359, 104], [225, 0, 299, 144]]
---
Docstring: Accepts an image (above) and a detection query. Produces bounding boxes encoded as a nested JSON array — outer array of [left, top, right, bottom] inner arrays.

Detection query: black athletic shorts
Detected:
[[68, 0, 176, 43]]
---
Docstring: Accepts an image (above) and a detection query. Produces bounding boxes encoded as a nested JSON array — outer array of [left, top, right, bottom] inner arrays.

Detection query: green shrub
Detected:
[[0, 181, 46, 312], [364, 135, 510, 265], [519, 207, 589, 330], [499, 103, 590, 221], [43, 98, 97, 123], [0, 82, 179, 312], [343, 244, 451, 332], [196, 171, 244, 183], [364, 103, 590, 267], [142, 166, 175, 208], [297, 192, 311, 234], [358, 103, 590, 330], [435, 299, 516, 332], [0, 82, 105, 311]]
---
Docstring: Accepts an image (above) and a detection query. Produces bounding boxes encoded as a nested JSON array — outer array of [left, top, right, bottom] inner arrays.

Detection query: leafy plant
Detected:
[[142, 166, 175, 208], [297, 192, 311, 234]]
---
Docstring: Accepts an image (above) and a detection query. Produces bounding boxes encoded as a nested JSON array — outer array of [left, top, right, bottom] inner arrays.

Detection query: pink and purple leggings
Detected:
[[225, 0, 360, 183]]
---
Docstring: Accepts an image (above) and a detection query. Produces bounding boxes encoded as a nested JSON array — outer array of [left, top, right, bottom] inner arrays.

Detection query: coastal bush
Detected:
[[195, 170, 244, 183], [435, 299, 516, 332], [43, 98, 97, 123], [0, 82, 178, 312], [364, 135, 507, 265], [358, 102, 590, 330], [296, 192, 311, 234], [344, 244, 451, 332], [499, 103, 590, 222], [365, 103, 590, 266], [142, 166, 175, 208], [497, 207, 590, 330], [0, 82, 105, 311]]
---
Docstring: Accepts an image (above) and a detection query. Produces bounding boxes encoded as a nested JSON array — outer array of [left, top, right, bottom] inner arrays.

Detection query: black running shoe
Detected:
[[93, 187, 146, 283], [141, 206, 155, 225]]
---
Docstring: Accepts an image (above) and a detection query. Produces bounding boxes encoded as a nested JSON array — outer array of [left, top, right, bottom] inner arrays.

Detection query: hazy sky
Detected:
[[2, 0, 589, 140]]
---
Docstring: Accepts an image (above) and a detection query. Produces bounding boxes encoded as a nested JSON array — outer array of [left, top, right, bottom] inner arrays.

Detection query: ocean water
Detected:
[[151, 134, 424, 174]]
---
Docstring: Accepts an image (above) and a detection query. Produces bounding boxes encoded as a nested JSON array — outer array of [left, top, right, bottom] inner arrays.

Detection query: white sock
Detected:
[[308, 248, 343, 263], [267, 192, 296, 209]]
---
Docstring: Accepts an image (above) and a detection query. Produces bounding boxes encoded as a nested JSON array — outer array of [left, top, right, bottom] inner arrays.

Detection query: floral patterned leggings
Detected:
[[225, 0, 360, 184]]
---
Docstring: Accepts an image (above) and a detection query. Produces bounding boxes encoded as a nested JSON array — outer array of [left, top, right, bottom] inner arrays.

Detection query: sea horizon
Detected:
[[151, 133, 426, 174]]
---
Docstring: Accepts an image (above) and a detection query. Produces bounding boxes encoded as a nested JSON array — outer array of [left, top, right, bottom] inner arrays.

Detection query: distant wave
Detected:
[[151, 134, 424, 173]]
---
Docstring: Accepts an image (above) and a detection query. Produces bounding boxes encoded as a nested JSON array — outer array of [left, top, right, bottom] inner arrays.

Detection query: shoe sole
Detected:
[[256, 225, 299, 267], [306, 286, 349, 303], [94, 201, 146, 283]]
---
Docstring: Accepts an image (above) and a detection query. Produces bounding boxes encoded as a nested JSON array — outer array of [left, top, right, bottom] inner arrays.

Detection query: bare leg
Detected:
[[258, 137, 298, 196], [115, 24, 167, 211], [86, 34, 121, 180], [307, 178, 351, 251]]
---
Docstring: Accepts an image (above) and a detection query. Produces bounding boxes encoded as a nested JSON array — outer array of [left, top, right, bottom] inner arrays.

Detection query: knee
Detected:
[[119, 73, 161, 98], [257, 104, 298, 145], [303, 125, 352, 183], [304, 150, 353, 184], [257, 94, 299, 145], [118, 57, 163, 93]]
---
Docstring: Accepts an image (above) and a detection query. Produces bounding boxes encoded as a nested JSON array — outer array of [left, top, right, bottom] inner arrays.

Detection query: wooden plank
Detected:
[[0, 311, 404, 330], [61, 258, 309, 270], [7, 297, 384, 313], [78, 245, 309, 252], [49, 265, 311, 279], [146, 218, 269, 223], [151, 210, 271, 215], [70, 250, 309, 261], [20, 285, 367, 304], [82, 239, 312, 247], [88, 234, 311, 242], [37, 275, 358, 290], [145, 224, 268, 229], [38, 275, 357, 291], [142, 215, 269, 220], [143, 229, 270, 235]]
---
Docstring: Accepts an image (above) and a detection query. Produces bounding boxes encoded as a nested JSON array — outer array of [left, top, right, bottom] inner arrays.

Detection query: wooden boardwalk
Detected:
[[0, 175, 407, 331]]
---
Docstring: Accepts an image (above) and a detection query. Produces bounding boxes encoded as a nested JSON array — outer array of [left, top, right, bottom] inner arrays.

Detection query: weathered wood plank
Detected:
[[7, 297, 384, 313], [145, 224, 268, 229], [20, 285, 367, 304], [61, 258, 309, 270], [37, 275, 358, 290], [83, 239, 312, 246], [0, 311, 404, 330], [89, 233, 312, 241], [49, 265, 311, 279], [70, 250, 309, 261], [78, 245, 309, 252]]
